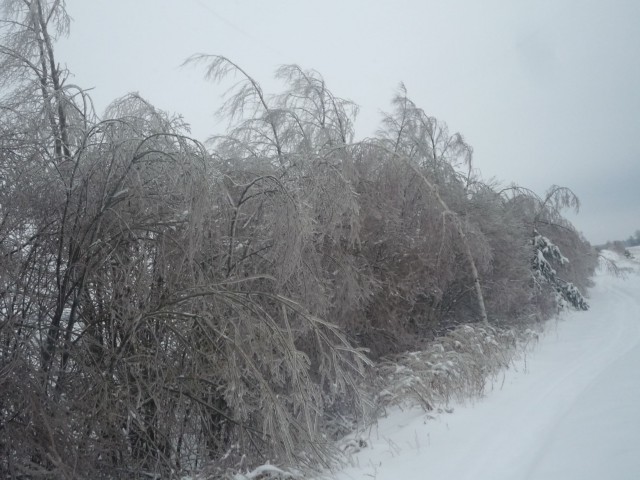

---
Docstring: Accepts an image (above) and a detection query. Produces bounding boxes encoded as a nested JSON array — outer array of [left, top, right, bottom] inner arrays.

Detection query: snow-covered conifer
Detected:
[[532, 229, 589, 310]]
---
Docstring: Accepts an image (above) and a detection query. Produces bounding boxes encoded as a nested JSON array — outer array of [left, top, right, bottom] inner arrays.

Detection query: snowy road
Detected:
[[334, 250, 640, 480]]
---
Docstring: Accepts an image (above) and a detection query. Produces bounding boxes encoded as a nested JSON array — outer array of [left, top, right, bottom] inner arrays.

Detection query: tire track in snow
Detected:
[[522, 268, 640, 479], [465, 265, 640, 479], [439, 270, 640, 480]]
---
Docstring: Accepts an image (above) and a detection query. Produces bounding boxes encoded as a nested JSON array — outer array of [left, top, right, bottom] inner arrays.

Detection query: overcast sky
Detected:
[[56, 0, 640, 244]]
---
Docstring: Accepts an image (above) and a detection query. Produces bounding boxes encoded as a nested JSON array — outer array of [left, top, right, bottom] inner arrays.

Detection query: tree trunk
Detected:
[[388, 147, 489, 325]]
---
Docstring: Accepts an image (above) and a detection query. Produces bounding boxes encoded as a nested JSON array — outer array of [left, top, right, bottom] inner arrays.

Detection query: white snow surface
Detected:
[[331, 248, 640, 480]]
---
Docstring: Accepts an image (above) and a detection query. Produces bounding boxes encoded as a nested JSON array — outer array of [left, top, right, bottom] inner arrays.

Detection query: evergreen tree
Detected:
[[532, 230, 589, 310]]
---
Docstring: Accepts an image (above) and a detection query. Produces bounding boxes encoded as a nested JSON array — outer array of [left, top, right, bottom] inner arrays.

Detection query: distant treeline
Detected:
[[598, 230, 640, 251], [625, 231, 640, 247]]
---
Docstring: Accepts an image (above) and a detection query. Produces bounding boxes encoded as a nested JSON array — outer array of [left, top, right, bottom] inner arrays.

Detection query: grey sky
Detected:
[[57, 0, 640, 244]]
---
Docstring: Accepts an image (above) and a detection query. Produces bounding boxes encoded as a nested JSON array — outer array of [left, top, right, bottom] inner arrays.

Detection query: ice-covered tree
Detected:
[[1, 3, 598, 477]]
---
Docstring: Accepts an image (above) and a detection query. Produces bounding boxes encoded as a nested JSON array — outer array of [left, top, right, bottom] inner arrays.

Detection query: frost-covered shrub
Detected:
[[372, 324, 524, 411]]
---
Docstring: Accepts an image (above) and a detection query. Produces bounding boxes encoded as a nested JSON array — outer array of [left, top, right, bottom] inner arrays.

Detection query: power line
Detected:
[[190, 0, 286, 58]]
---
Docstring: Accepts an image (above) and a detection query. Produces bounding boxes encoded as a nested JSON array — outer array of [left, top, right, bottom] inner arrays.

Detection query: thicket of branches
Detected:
[[0, 2, 597, 478]]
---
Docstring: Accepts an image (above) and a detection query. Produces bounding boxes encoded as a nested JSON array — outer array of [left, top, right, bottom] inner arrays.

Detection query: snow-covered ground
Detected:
[[332, 248, 640, 480]]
